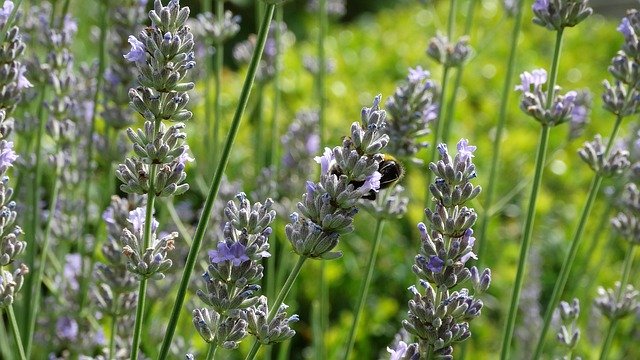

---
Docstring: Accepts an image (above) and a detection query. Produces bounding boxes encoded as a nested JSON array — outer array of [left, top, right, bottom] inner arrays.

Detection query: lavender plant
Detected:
[[95, 195, 142, 359], [500, 2, 592, 358], [343, 66, 437, 359], [399, 139, 490, 359], [384, 66, 438, 164], [532, 7, 640, 357], [0, 2, 34, 359], [117, 0, 194, 357], [193, 193, 297, 358], [246, 95, 390, 359], [157, 3, 279, 358], [555, 299, 581, 360], [596, 174, 640, 358]]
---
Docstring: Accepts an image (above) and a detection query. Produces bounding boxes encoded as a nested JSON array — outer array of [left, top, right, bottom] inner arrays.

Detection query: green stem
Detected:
[[264, 10, 282, 360], [499, 125, 551, 359], [446, 0, 456, 39], [130, 279, 148, 360], [7, 305, 26, 360], [212, 0, 224, 168], [599, 245, 636, 360], [425, 65, 451, 209], [500, 28, 564, 360], [130, 163, 158, 360], [21, 85, 47, 334], [317, 0, 327, 142], [532, 113, 625, 359], [24, 155, 62, 358], [343, 218, 386, 360], [245, 255, 307, 360], [157, 6, 277, 359], [441, 0, 477, 145], [474, 0, 525, 256], [78, 0, 109, 316], [206, 343, 218, 360], [0, 312, 14, 360], [108, 296, 120, 360]]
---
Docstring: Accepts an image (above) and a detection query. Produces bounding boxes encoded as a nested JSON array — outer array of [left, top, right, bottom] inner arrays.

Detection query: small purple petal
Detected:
[[426, 255, 445, 273], [124, 35, 146, 63], [360, 171, 381, 193], [314, 147, 334, 175]]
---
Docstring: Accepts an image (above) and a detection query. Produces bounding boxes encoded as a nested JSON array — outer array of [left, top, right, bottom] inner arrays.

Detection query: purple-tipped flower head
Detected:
[[208, 241, 250, 267], [532, 0, 592, 31]]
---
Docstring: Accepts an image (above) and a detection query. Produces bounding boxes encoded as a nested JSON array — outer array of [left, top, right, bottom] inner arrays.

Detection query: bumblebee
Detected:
[[350, 154, 405, 200]]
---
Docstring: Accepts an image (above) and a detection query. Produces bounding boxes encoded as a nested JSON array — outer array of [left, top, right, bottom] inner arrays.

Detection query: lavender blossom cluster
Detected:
[[0, 0, 29, 309], [398, 139, 491, 359], [384, 66, 438, 163], [193, 193, 298, 349], [286, 96, 389, 260], [116, 0, 196, 278]]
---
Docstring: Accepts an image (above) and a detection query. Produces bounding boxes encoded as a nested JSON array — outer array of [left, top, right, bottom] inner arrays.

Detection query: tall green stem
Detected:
[[108, 295, 120, 360], [532, 113, 625, 359], [425, 65, 451, 209], [500, 28, 564, 360], [343, 218, 385, 360], [129, 163, 158, 360], [21, 86, 47, 331], [0, 314, 14, 360], [599, 244, 636, 360], [213, 0, 224, 167], [157, 6, 277, 359], [264, 9, 283, 360], [245, 255, 307, 360], [78, 0, 109, 315], [441, 0, 478, 145], [24, 153, 62, 358], [7, 305, 26, 360]]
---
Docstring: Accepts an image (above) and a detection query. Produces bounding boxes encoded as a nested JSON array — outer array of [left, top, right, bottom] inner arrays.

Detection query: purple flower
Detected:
[[56, 316, 78, 341], [457, 139, 476, 161], [128, 207, 159, 237], [460, 251, 478, 264], [387, 341, 409, 360], [208, 241, 249, 266], [305, 181, 316, 198], [426, 255, 445, 273], [177, 145, 195, 165], [16, 65, 32, 90], [0, 1, 14, 27], [532, 0, 549, 12], [408, 66, 430, 82], [124, 35, 146, 63], [314, 147, 334, 175], [63, 15, 77, 36], [0, 141, 18, 173], [437, 143, 448, 157], [305, 133, 320, 154], [618, 17, 635, 39], [360, 171, 381, 193], [417, 222, 428, 238], [515, 69, 547, 93], [63, 254, 81, 290]]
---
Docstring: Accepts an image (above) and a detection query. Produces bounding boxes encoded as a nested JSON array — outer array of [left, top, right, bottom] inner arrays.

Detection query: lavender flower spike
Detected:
[[402, 139, 489, 357]]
